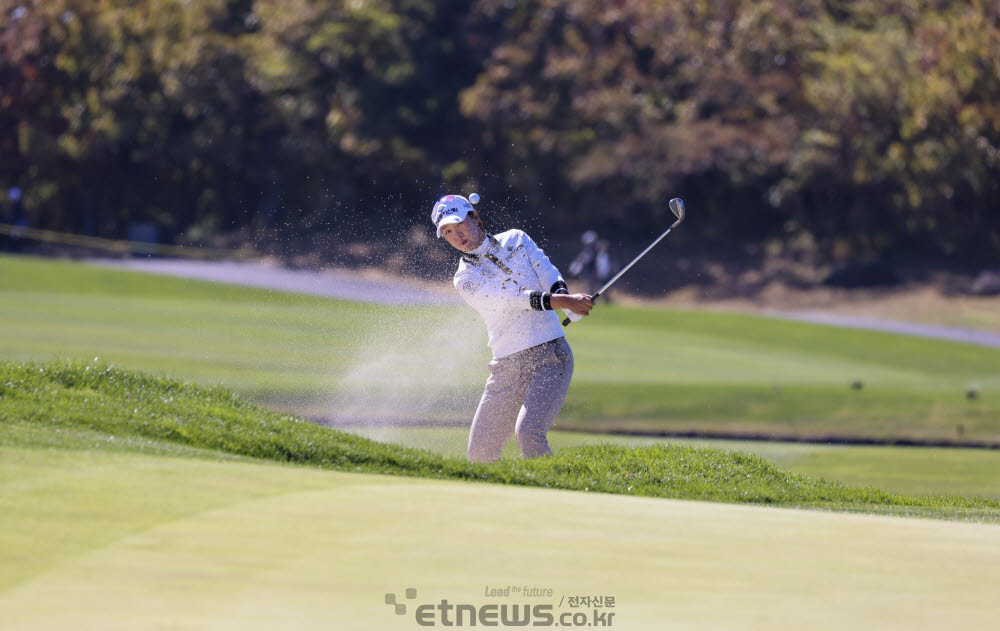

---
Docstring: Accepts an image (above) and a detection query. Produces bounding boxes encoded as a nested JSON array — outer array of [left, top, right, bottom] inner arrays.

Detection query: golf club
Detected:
[[562, 197, 686, 326]]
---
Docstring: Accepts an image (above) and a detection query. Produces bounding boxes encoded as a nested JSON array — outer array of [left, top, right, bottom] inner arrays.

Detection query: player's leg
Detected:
[[467, 357, 529, 462], [515, 338, 574, 458]]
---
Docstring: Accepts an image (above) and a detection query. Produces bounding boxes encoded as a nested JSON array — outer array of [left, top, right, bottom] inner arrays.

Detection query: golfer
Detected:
[[431, 194, 594, 462]]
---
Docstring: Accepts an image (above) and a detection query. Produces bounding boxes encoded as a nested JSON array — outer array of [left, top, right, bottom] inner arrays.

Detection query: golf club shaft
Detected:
[[561, 216, 683, 326], [594, 219, 681, 296]]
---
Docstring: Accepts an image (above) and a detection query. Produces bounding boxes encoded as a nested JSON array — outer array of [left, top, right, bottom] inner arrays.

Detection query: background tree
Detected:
[[1, 0, 997, 266], [778, 0, 1000, 262]]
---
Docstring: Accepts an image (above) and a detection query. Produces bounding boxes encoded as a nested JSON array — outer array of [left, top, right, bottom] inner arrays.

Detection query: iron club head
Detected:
[[668, 198, 686, 223], [564, 197, 687, 327]]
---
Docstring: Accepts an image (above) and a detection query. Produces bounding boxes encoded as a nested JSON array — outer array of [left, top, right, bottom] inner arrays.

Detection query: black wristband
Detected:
[[529, 291, 544, 311], [541, 292, 553, 310], [550, 280, 569, 294]]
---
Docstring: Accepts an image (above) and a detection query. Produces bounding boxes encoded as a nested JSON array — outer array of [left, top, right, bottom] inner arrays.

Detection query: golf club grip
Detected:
[[561, 292, 601, 327]]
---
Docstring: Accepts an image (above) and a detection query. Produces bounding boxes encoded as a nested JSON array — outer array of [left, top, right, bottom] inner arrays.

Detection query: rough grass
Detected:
[[3, 359, 998, 522], [336, 426, 1000, 499], [2, 255, 998, 443]]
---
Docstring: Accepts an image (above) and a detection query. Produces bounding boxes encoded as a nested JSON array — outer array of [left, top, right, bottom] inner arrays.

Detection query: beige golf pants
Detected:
[[468, 337, 574, 462]]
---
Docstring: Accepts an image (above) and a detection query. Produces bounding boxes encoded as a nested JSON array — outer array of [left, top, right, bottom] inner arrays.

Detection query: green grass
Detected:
[[6, 448, 1000, 631], [2, 359, 999, 523], [4, 258, 1000, 630], [0, 256, 394, 398], [2, 255, 997, 444], [560, 306, 999, 438], [4, 359, 1000, 629], [3, 254, 999, 500], [343, 426, 1000, 499]]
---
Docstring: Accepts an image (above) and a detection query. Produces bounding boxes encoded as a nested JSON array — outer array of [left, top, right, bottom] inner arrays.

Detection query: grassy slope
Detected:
[[1, 255, 998, 442], [4, 361, 1000, 630], [346, 426, 1000, 499], [2, 359, 998, 524], [5, 449, 1000, 631]]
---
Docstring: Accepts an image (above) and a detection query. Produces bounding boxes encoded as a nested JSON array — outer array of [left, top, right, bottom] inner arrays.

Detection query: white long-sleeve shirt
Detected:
[[454, 229, 570, 359]]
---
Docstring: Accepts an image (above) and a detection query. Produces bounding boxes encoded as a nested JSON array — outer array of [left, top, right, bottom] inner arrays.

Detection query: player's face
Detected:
[[441, 215, 484, 252]]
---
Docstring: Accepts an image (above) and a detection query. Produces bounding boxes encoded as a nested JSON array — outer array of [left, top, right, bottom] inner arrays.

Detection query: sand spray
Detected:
[[318, 302, 489, 448]]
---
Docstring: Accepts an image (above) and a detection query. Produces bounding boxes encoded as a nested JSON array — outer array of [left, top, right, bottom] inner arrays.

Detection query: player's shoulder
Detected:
[[453, 260, 484, 296], [453, 256, 476, 284], [494, 228, 533, 246]]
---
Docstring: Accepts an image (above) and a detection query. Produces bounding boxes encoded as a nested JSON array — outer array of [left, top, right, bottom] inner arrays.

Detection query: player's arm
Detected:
[[519, 231, 571, 297], [519, 231, 592, 315], [455, 270, 570, 314]]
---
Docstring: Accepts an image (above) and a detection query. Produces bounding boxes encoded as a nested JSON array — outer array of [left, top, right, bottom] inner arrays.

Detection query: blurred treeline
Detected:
[[1, 0, 998, 264]]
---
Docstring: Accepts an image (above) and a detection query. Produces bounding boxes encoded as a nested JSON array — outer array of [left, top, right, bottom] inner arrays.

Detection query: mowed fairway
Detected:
[[3, 290, 1000, 630], [3, 254, 1000, 497], [2, 255, 999, 441], [2, 446, 1000, 631]]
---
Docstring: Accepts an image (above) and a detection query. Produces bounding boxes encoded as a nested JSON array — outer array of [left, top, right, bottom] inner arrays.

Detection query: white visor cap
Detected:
[[431, 195, 475, 238]]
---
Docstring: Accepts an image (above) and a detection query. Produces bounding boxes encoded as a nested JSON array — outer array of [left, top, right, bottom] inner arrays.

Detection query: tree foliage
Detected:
[[1, 0, 997, 263], [781, 0, 1000, 258]]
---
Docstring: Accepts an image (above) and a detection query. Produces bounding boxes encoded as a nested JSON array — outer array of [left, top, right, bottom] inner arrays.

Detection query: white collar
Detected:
[[467, 235, 492, 256], [465, 233, 501, 258]]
